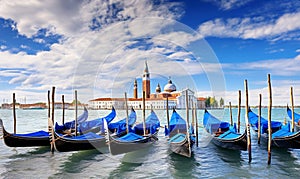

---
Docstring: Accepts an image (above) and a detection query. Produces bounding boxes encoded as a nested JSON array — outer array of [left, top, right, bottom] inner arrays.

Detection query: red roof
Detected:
[[197, 97, 206, 101], [89, 97, 177, 102]]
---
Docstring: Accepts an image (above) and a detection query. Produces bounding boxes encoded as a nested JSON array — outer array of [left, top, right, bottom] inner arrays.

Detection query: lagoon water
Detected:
[[0, 108, 300, 178]]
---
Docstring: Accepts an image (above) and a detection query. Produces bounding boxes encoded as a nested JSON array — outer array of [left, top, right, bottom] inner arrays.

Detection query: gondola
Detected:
[[272, 123, 300, 148], [249, 108, 300, 148], [133, 109, 160, 135], [108, 108, 136, 136], [52, 131, 106, 152], [0, 119, 50, 147], [63, 106, 89, 128], [165, 109, 195, 158], [55, 108, 109, 134], [107, 110, 160, 155], [52, 108, 135, 152], [203, 109, 247, 150], [248, 108, 282, 135], [0, 108, 88, 148]]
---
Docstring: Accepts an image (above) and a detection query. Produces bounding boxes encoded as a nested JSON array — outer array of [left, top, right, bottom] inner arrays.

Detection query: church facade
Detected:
[[88, 62, 205, 109]]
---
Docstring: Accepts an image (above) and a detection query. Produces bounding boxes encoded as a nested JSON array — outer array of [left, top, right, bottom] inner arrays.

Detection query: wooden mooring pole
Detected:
[[125, 92, 129, 134], [13, 93, 16, 134], [245, 80, 252, 163], [142, 91, 146, 136], [75, 90, 78, 136], [258, 94, 262, 144], [229, 102, 233, 126], [166, 95, 170, 129], [185, 90, 191, 157], [62, 95, 65, 125], [51, 87, 55, 153], [194, 103, 199, 147], [267, 74, 272, 165], [291, 87, 295, 132], [237, 90, 241, 133], [48, 90, 50, 119]]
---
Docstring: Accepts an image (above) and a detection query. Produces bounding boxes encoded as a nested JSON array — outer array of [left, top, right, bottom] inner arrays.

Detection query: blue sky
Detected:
[[0, 0, 299, 105]]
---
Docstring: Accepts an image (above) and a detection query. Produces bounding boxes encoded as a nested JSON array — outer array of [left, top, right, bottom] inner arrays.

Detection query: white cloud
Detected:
[[204, 0, 253, 11], [198, 84, 300, 106], [0, 1, 85, 37], [4, 0, 298, 107], [198, 11, 300, 40], [33, 38, 46, 44], [20, 44, 29, 49], [0, 0, 183, 38], [1, 0, 220, 103], [0, 45, 7, 50], [224, 55, 300, 76]]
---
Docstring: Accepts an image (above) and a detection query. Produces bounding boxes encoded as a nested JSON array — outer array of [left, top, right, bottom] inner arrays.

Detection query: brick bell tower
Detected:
[[143, 61, 150, 98]]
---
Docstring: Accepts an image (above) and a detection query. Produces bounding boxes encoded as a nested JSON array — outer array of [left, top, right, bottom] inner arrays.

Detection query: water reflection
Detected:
[[168, 152, 197, 178], [61, 149, 101, 173]]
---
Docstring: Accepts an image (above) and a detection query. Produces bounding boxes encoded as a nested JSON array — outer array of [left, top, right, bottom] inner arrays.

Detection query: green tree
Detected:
[[205, 97, 211, 107], [71, 99, 81, 105], [210, 96, 218, 108], [220, 97, 224, 108]]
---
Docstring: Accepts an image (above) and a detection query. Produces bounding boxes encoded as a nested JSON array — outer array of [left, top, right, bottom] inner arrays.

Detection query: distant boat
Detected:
[[22, 106, 46, 110], [107, 109, 160, 155], [203, 109, 247, 150], [165, 109, 195, 158]]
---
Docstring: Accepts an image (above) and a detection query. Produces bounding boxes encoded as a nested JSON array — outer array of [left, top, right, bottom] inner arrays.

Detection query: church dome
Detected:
[[164, 79, 176, 92]]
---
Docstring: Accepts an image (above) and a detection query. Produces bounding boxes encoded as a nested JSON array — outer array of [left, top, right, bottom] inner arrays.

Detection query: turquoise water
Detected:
[[0, 108, 300, 178]]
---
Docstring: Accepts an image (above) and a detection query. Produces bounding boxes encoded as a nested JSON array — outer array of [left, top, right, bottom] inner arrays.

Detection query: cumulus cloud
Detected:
[[1, 0, 298, 106], [198, 11, 300, 40], [0, 0, 225, 103], [0, 0, 183, 38]]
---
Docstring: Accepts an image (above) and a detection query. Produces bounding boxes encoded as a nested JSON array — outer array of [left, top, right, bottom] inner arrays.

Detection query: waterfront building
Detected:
[[88, 62, 205, 110]]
